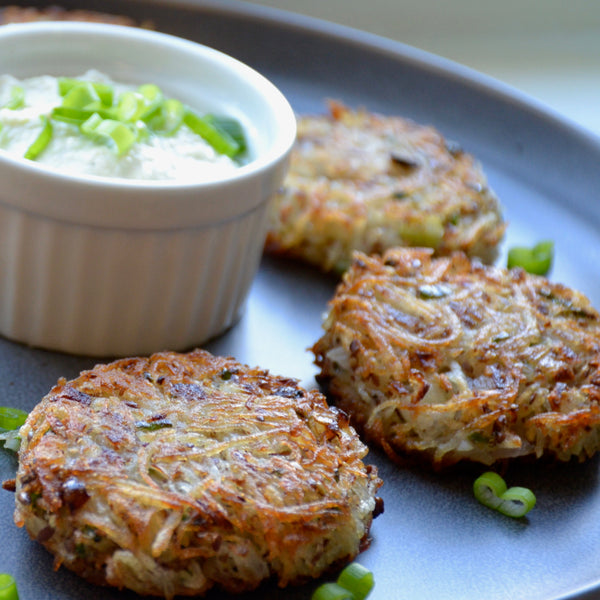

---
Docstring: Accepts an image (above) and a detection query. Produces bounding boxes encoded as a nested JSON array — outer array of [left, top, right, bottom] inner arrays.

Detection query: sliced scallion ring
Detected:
[[473, 471, 507, 511], [497, 486, 537, 518], [137, 83, 164, 119], [0, 407, 27, 453], [80, 113, 137, 156], [183, 109, 241, 157], [312, 582, 354, 600], [61, 82, 102, 110], [51, 106, 114, 125], [116, 91, 148, 123], [205, 114, 247, 154], [507, 240, 554, 275], [337, 563, 374, 600], [0, 430, 22, 452], [58, 78, 113, 106], [147, 98, 185, 135], [0, 573, 18, 600], [0, 407, 28, 433], [474, 472, 536, 518], [24, 115, 52, 160], [2, 85, 25, 110]]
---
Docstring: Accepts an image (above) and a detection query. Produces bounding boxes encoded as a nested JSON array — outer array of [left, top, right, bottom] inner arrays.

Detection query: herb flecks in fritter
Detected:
[[266, 101, 505, 273], [312, 248, 600, 468], [14, 349, 382, 598]]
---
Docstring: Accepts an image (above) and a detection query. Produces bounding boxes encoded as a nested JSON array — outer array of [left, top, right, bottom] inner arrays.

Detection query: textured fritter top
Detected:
[[265, 101, 505, 272], [14, 350, 381, 598], [312, 248, 600, 468]]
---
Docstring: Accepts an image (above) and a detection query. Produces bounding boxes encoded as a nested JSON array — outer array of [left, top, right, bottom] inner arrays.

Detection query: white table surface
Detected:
[[243, 0, 600, 138]]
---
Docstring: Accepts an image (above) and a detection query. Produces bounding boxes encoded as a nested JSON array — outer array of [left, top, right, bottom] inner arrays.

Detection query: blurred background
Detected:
[[243, 0, 600, 136]]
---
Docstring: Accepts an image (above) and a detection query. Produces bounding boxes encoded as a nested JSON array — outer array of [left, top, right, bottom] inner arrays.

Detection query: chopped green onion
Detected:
[[0, 430, 22, 452], [0, 407, 28, 433], [6, 77, 247, 160], [473, 472, 536, 518], [492, 331, 511, 343], [80, 114, 136, 156], [473, 472, 507, 511], [312, 582, 354, 600], [496, 486, 537, 518], [0, 573, 19, 600], [337, 563, 374, 600], [507, 240, 554, 275], [205, 114, 247, 154], [147, 98, 185, 135], [0, 407, 27, 453], [399, 215, 444, 248], [133, 120, 151, 142], [51, 106, 115, 125], [116, 91, 148, 123], [61, 82, 102, 110], [137, 83, 164, 119], [2, 85, 25, 110], [183, 110, 241, 157], [24, 115, 52, 160], [135, 419, 173, 431], [58, 78, 113, 106], [138, 83, 162, 103]]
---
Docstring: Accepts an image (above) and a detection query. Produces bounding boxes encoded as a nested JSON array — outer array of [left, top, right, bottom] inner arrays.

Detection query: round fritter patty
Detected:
[[312, 248, 600, 468], [265, 101, 505, 273], [13, 349, 382, 598]]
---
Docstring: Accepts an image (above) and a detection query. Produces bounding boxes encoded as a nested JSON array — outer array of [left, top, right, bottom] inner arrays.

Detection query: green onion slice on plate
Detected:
[[474, 472, 536, 518], [0, 406, 28, 453], [312, 563, 375, 600], [507, 240, 554, 275], [0, 574, 19, 600], [58, 78, 114, 106], [496, 486, 537, 518], [312, 582, 354, 600], [0, 406, 28, 432], [336, 562, 374, 600]]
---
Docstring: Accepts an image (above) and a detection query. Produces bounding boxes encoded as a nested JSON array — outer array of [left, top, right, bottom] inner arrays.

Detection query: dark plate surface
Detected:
[[2, 1, 600, 599]]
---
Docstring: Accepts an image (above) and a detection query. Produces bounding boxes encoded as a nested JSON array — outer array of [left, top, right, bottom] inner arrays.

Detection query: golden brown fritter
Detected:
[[265, 101, 505, 273], [14, 349, 381, 598], [312, 248, 600, 468]]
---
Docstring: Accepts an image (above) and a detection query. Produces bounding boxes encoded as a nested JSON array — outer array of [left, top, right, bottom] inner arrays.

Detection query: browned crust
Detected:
[[15, 349, 381, 597], [265, 101, 506, 273], [312, 248, 600, 468]]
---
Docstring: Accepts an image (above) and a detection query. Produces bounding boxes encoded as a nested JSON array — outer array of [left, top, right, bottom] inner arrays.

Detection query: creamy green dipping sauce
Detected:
[[0, 70, 248, 181]]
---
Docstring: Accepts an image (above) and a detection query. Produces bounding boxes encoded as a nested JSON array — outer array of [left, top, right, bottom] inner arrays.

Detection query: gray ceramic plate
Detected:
[[2, 1, 600, 599]]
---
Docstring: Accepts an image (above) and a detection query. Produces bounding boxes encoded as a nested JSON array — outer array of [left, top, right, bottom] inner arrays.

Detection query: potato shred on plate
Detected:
[[12, 350, 382, 598], [312, 248, 600, 468], [265, 101, 506, 273]]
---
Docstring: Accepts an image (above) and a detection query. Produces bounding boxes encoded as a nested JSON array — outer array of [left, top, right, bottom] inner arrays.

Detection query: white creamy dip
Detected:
[[0, 71, 243, 181]]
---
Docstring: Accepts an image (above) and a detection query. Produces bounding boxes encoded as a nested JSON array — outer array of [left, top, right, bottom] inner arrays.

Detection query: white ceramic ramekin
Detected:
[[0, 22, 296, 356]]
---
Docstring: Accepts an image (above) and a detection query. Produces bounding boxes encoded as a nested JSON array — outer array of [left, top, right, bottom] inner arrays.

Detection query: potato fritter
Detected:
[[312, 248, 600, 468], [13, 350, 382, 598], [265, 101, 505, 273]]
